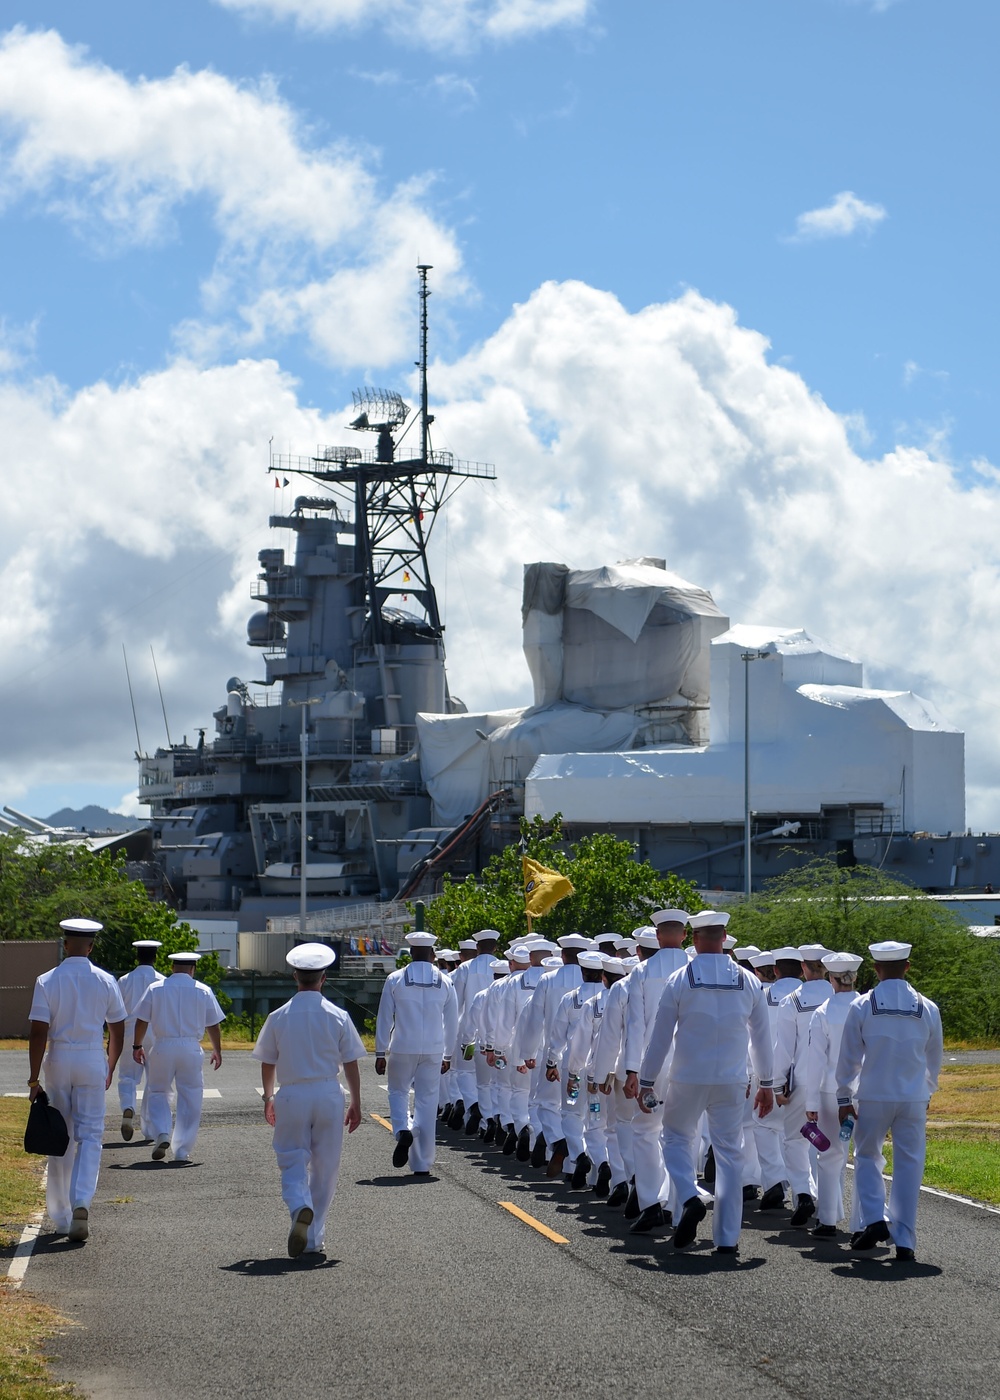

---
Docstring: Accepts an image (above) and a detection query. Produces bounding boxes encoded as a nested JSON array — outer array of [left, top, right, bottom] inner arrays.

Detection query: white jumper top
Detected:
[[622, 946, 689, 1074], [773, 980, 831, 1094], [592, 972, 632, 1083], [513, 963, 583, 1065], [804, 991, 862, 1109], [375, 961, 459, 1057], [835, 980, 943, 1104]]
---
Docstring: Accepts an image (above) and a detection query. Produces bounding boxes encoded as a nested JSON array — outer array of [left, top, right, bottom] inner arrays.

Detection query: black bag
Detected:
[[23, 1088, 70, 1157]]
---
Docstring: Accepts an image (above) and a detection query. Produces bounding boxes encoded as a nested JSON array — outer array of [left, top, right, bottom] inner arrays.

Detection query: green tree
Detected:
[[729, 856, 1000, 1040], [0, 832, 229, 1009], [423, 816, 703, 950]]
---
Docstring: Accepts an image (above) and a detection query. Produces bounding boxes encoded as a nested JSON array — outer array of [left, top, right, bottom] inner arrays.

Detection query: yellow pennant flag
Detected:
[[523, 856, 574, 919]]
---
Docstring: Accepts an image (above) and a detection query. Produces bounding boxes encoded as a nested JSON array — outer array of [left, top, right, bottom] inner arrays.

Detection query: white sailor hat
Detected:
[[527, 937, 559, 954], [822, 951, 864, 974], [688, 910, 731, 930], [490, 959, 510, 974], [557, 933, 590, 950], [458, 939, 478, 951], [631, 924, 652, 938], [749, 950, 775, 968], [286, 943, 335, 971], [869, 940, 912, 962], [772, 946, 803, 963], [474, 928, 501, 943], [798, 943, 832, 961], [168, 950, 202, 964], [723, 934, 737, 950], [437, 949, 461, 962], [623, 955, 640, 970], [651, 908, 690, 926], [132, 939, 162, 949], [734, 945, 761, 962], [405, 931, 438, 947], [602, 956, 627, 977], [635, 929, 661, 950], [614, 934, 635, 949], [60, 918, 103, 935], [542, 955, 563, 969], [508, 945, 532, 962], [578, 951, 606, 971], [594, 932, 620, 947]]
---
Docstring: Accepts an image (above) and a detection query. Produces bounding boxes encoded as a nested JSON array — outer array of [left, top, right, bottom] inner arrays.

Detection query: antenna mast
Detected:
[[417, 263, 432, 465], [122, 645, 143, 756], [150, 646, 173, 747]]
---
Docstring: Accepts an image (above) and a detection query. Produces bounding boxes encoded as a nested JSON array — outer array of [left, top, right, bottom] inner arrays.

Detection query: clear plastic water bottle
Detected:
[[588, 1095, 601, 1118], [566, 1074, 580, 1104], [639, 1088, 658, 1113], [839, 1113, 856, 1142], [495, 1052, 507, 1070]]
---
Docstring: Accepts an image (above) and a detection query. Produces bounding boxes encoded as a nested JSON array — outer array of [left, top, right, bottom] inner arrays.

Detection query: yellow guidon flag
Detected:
[[523, 856, 574, 920]]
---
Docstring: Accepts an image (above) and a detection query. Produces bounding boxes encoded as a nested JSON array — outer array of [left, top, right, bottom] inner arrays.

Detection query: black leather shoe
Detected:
[[629, 1203, 665, 1234], [483, 1117, 497, 1145], [464, 1106, 482, 1136], [570, 1153, 592, 1189], [546, 1139, 569, 1179], [516, 1127, 532, 1162], [894, 1247, 916, 1263], [502, 1124, 518, 1155], [673, 1195, 708, 1250], [742, 1185, 760, 1202], [713, 1245, 738, 1256], [593, 1162, 612, 1198], [623, 1183, 640, 1220], [448, 1100, 465, 1131], [790, 1193, 816, 1227], [606, 1181, 630, 1209], [529, 1133, 547, 1169], [851, 1220, 891, 1250], [392, 1130, 413, 1168], [758, 1183, 786, 1212], [702, 1144, 716, 1185], [812, 1223, 838, 1238], [437, 1103, 448, 1120]]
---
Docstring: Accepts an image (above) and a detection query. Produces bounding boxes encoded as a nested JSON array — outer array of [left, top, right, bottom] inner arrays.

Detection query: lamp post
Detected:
[[288, 697, 321, 938], [741, 649, 772, 899]]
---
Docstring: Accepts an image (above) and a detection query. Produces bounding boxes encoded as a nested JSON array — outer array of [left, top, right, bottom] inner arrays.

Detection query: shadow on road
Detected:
[[830, 1258, 942, 1280], [221, 1255, 339, 1275], [355, 1174, 440, 1187]]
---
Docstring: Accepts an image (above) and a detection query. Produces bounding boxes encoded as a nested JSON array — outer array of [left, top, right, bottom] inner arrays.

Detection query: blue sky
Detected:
[[1, 0, 998, 826]]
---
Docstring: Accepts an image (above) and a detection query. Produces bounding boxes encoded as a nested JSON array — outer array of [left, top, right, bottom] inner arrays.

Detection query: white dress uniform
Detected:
[[835, 969, 943, 1253], [487, 961, 541, 1137], [805, 987, 862, 1228], [547, 978, 602, 1167], [29, 956, 127, 1234], [451, 947, 497, 1116], [623, 944, 689, 1212], [752, 970, 802, 1194], [565, 983, 624, 1187], [592, 970, 637, 1191], [514, 960, 583, 1156], [479, 968, 516, 1131], [640, 954, 775, 1249], [117, 962, 165, 1132], [773, 979, 831, 1201], [253, 989, 366, 1253], [375, 959, 458, 1172], [134, 971, 225, 1160]]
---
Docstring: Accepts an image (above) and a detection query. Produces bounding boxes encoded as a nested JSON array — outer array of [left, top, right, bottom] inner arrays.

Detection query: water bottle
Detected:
[[588, 1095, 601, 1119], [800, 1121, 831, 1152], [495, 1052, 507, 1070], [639, 1088, 658, 1113], [839, 1113, 856, 1142], [566, 1074, 580, 1104]]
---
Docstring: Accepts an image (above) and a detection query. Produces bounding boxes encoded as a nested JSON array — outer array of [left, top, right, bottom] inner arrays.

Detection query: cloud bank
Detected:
[[791, 190, 887, 241]]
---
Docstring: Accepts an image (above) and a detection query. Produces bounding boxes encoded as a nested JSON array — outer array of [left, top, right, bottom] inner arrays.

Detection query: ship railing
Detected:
[[267, 895, 439, 937], [257, 733, 418, 763], [250, 576, 308, 602]]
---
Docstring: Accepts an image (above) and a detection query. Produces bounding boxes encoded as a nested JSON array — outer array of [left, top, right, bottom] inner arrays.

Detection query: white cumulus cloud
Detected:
[[790, 190, 887, 242]]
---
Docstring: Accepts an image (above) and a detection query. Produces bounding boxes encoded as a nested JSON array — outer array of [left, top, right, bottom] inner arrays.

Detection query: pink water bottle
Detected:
[[800, 1121, 831, 1152]]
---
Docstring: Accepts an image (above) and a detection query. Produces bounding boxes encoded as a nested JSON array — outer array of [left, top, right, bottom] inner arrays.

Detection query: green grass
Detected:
[[883, 1129, 1000, 1206]]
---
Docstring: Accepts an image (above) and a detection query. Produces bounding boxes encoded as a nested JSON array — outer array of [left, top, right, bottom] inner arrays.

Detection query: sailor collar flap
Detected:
[[404, 964, 442, 988], [869, 984, 923, 1018], [686, 960, 745, 992]]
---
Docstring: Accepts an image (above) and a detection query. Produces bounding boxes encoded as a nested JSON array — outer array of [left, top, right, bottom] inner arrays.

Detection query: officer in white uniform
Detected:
[[374, 930, 457, 1174], [254, 944, 365, 1257], [132, 951, 225, 1163], [117, 939, 164, 1141], [804, 951, 863, 1237], [772, 943, 832, 1227], [639, 913, 775, 1255], [835, 940, 943, 1262], [27, 917, 128, 1243]]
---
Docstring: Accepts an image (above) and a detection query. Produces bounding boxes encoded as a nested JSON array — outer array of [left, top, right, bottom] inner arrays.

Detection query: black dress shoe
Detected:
[[593, 1162, 612, 1198], [606, 1181, 630, 1209], [623, 1183, 640, 1220], [851, 1220, 891, 1250], [742, 1185, 760, 1202], [529, 1133, 547, 1169], [790, 1193, 816, 1227], [516, 1127, 532, 1162], [392, 1129, 413, 1168], [570, 1153, 592, 1189], [713, 1245, 739, 1256], [812, 1223, 838, 1238], [673, 1195, 708, 1250], [702, 1144, 716, 1185], [502, 1125, 518, 1155], [464, 1106, 482, 1136], [448, 1100, 465, 1131], [629, 1203, 665, 1234], [894, 1247, 916, 1263], [546, 1139, 569, 1179], [758, 1183, 786, 1212], [483, 1117, 497, 1145]]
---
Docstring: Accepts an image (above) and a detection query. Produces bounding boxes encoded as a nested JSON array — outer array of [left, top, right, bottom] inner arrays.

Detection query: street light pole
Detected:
[[741, 649, 772, 899]]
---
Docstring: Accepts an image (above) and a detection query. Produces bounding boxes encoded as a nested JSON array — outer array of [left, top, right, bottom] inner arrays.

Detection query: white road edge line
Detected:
[[844, 1162, 1000, 1216], [6, 1166, 47, 1290]]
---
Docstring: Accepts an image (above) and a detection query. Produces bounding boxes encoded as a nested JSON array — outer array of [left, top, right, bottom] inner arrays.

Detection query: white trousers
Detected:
[[493, 1059, 513, 1127], [532, 1066, 563, 1151], [473, 1049, 496, 1119], [752, 1089, 787, 1191], [561, 1089, 588, 1161], [272, 1079, 345, 1252], [854, 1098, 927, 1251], [117, 1018, 154, 1124], [44, 1048, 107, 1231], [454, 1060, 477, 1110], [386, 1052, 441, 1172], [662, 1081, 746, 1248], [780, 1087, 817, 1198], [632, 1098, 669, 1210], [507, 1064, 531, 1132], [814, 1091, 856, 1227], [741, 1085, 762, 1187], [145, 1038, 205, 1159], [612, 1082, 636, 1185]]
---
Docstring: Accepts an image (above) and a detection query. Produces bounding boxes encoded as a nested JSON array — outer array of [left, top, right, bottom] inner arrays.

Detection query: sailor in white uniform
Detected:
[[639, 913, 775, 1255], [483, 946, 532, 1152], [510, 939, 559, 1159], [435, 948, 461, 1120], [592, 935, 653, 1210], [772, 943, 832, 1227], [27, 918, 128, 1243], [132, 951, 225, 1163], [835, 940, 943, 1262], [546, 950, 606, 1186], [117, 939, 165, 1141], [804, 951, 863, 1237], [254, 943, 365, 1257], [449, 929, 500, 1135], [565, 954, 629, 1197], [375, 931, 458, 1174], [622, 911, 692, 1233], [514, 933, 587, 1171], [750, 946, 803, 1212]]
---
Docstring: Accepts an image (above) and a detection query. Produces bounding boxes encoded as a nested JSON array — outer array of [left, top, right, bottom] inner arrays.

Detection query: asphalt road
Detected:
[[3, 1049, 1000, 1400]]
